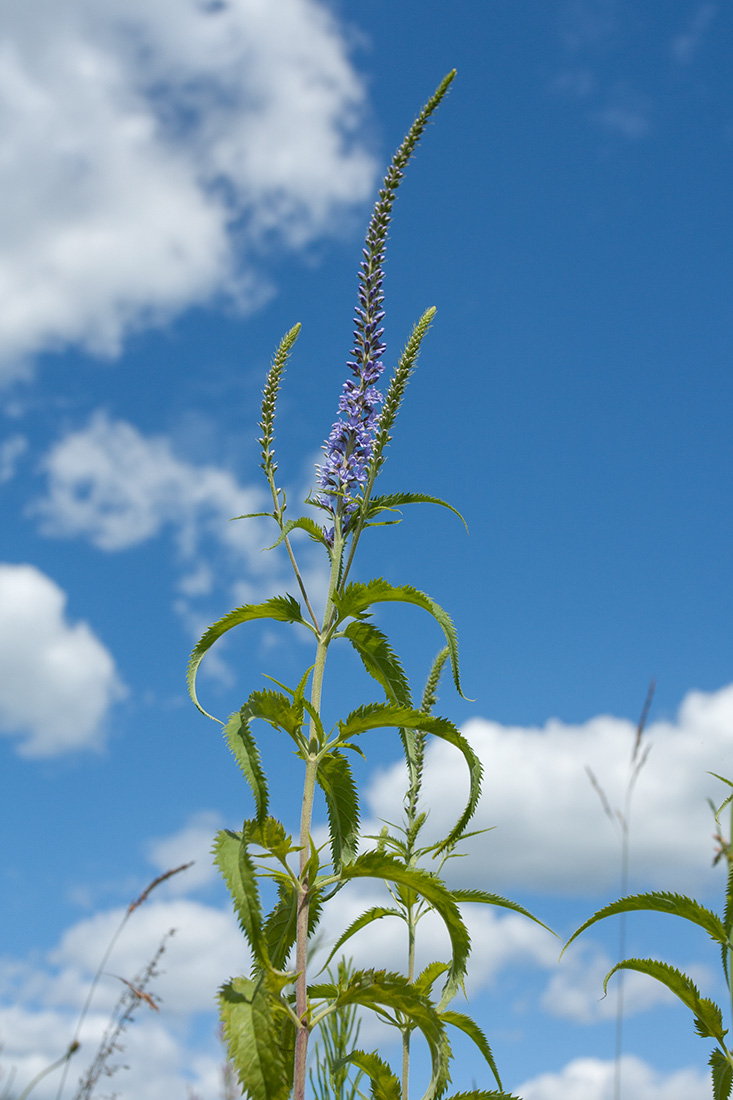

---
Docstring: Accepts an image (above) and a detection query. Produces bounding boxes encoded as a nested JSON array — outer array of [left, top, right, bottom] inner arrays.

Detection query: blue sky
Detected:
[[1, 2, 731, 1098]]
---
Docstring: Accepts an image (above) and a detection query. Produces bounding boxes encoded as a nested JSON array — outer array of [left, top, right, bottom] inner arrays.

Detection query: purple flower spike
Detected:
[[316, 70, 456, 539]]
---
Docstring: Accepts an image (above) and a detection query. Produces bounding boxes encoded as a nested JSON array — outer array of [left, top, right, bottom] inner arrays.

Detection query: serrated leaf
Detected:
[[246, 816, 295, 861], [340, 1049, 401, 1100], [603, 958, 727, 1044], [451, 888, 554, 935], [219, 976, 294, 1100], [213, 830, 267, 966], [414, 961, 449, 996], [188, 595, 311, 719], [339, 853, 470, 1008], [342, 620, 411, 706], [317, 749, 360, 870], [441, 1011, 503, 1092], [563, 891, 726, 956], [337, 704, 481, 851], [247, 689, 307, 750], [263, 515, 331, 551], [333, 579, 466, 699], [322, 906, 404, 972], [223, 709, 268, 824], [710, 1047, 733, 1100], [315, 969, 450, 1100], [363, 492, 468, 532], [441, 1092, 521, 1100], [263, 881, 324, 971]]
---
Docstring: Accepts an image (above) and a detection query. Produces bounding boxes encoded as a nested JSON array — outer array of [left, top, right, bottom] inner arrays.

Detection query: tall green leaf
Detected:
[[603, 958, 727, 1044], [219, 976, 294, 1100], [337, 704, 482, 850], [451, 888, 553, 934], [339, 852, 470, 1007], [188, 595, 312, 719], [333, 579, 465, 698], [223, 709, 269, 824], [317, 749, 360, 870], [362, 492, 467, 532], [342, 620, 411, 706], [563, 891, 726, 955], [213, 830, 268, 966], [441, 1011, 503, 1092]]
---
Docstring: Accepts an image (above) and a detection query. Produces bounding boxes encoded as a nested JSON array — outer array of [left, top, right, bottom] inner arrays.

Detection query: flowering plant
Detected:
[[188, 72, 545, 1100]]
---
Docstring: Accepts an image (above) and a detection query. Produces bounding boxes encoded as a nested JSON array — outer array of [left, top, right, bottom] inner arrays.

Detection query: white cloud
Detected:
[[0, 894, 251, 1100], [33, 411, 266, 556], [31, 411, 329, 630], [517, 1054, 709, 1100], [540, 941, 689, 1023], [146, 810, 223, 894], [0, 0, 376, 379], [366, 683, 733, 896], [0, 563, 125, 756]]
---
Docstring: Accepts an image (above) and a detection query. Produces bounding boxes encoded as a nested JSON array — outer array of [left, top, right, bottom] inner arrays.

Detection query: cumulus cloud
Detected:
[[366, 683, 733, 897], [0, 894, 250, 1100], [517, 1054, 709, 1100], [0, 0, 376, 379], [146, 810, 223, 894], [31, 411, 329, 628], [0, 563, 125, 756]]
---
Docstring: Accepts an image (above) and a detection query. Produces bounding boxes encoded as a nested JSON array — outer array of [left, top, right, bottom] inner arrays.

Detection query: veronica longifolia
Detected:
[[188, 72, 545, 1100]]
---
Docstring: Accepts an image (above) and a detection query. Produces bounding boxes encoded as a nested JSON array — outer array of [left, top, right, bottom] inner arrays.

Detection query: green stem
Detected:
[[292, 533, 344, 1100], [401, 902, 417, 1100]]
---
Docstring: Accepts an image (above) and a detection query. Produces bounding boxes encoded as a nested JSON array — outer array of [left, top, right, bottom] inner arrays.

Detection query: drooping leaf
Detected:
[[321, 906, 404, 972], [603, 958, 727, 1044], [710, 1047, 733, 1100], [441, 1011, 503, 1092], [316, 749, 360, 870], [333, 579, 466, 698], [451, 889, 554, 935], [188, 595, 312, 719], [563, 892, 726, 955], [362, 492, 468, 532], [219, 976, 294, 1100], [263, 515, 331, 551], [336, 704, 482, 851], [213, 830, 267, 966], [339, 852, 470, 1008], [223, 709, 269, 824], [339, 1049, 401, 1100], [342, 620, 411, 706]]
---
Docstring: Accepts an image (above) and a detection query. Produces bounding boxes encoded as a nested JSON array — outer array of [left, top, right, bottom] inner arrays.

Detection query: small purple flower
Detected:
[[316, 219, 390, 532]]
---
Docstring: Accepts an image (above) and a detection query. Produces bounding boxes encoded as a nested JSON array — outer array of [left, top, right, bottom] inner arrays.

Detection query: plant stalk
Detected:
[[292, 533, 344, 1100]]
